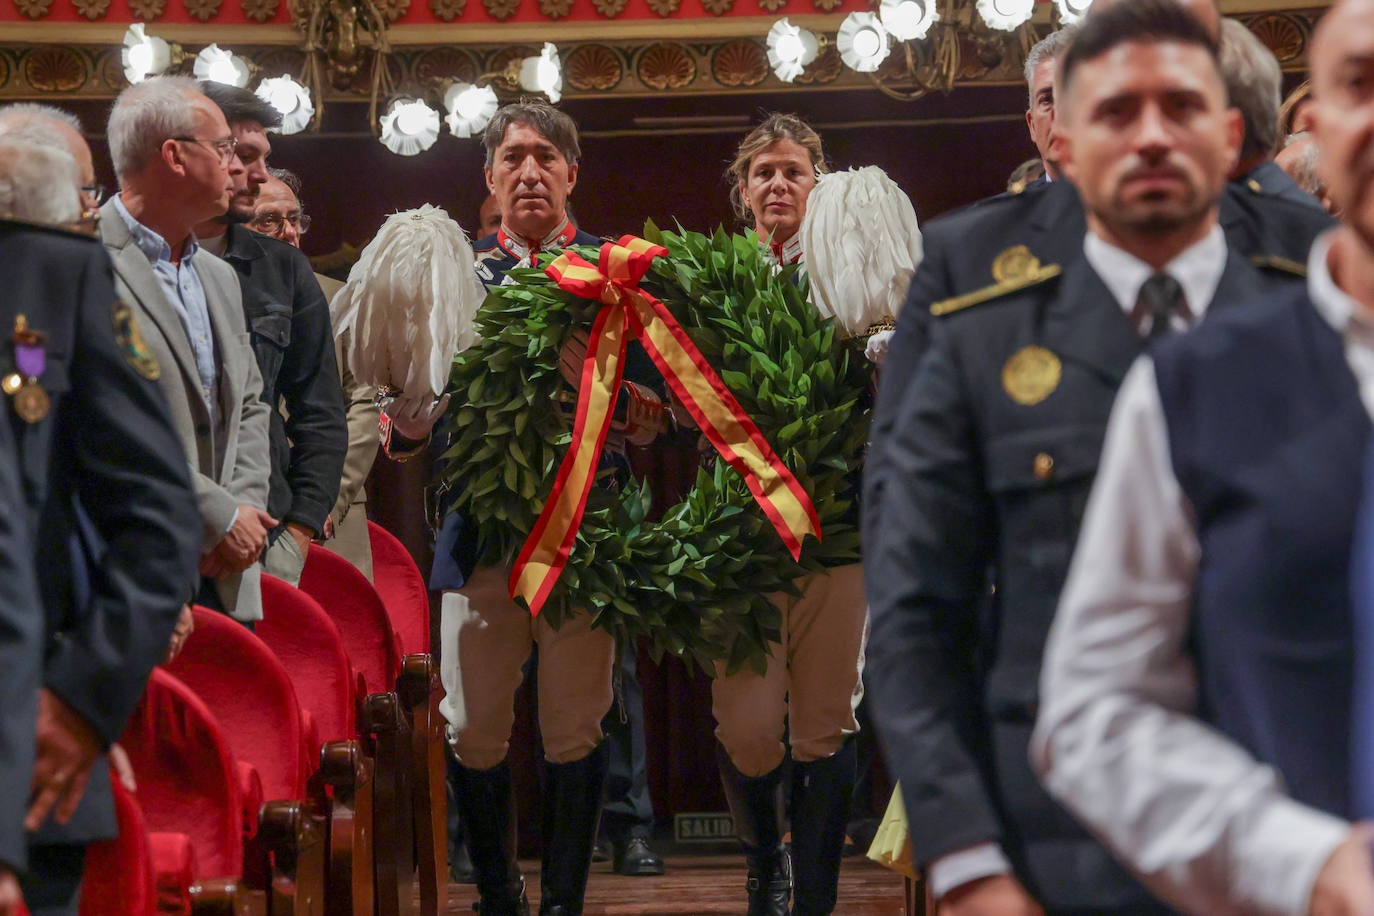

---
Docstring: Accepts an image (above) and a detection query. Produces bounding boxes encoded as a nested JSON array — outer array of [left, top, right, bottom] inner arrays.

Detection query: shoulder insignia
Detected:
[[1251, 254, 1307, 277], [1247, 178, 1264, 195], [111, 300, 160, 380], [1009, 180, 1027, 196], [991, 245, 1042, 283], [931, 264, 1063, 317]]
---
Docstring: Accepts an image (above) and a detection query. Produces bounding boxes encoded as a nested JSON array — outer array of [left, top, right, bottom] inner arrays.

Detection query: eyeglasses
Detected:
[[172, 135, 239, 167], [249, 211, 312, 237], [80, 183, 107, 206]]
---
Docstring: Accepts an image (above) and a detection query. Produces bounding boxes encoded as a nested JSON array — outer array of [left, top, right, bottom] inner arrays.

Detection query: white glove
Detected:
[[865, 329, 895, 367], [383, 393, 450, 441]]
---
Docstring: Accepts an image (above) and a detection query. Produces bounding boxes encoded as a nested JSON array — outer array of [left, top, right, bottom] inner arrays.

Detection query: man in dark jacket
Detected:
[[195, 80, 347, 587]]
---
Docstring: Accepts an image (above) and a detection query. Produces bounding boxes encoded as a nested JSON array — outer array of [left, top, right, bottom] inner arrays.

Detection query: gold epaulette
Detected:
[[930, 265, 1063, 317], [1251, 254, 1307, 277]]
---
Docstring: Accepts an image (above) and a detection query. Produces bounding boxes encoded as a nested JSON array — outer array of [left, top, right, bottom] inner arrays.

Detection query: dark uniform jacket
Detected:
[[864, 247, 1306, 910], [0, 221, 200, 847], [864, 175, 1334, 553], [219, 223, 347, 535]]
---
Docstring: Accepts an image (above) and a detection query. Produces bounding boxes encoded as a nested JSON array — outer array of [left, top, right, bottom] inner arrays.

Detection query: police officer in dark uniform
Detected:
[[865, 5, 1309, 913], [864, 3, 1334, 552], [1, 211, 199, 913]]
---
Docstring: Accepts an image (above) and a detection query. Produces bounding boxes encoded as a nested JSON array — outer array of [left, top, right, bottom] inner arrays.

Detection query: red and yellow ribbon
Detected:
[[510, 235, 821, 615]]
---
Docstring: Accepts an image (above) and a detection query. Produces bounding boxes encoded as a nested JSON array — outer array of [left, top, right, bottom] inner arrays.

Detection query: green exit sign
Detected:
[[674, 812, 736, 843]]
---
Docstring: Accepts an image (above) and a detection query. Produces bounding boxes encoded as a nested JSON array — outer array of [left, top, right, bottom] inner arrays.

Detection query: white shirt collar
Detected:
[[1082, 225, 1227, 321], [1307, 229, 1359, 335]]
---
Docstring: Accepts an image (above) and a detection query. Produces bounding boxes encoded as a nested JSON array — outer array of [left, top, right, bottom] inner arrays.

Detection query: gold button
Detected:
[[1033, 453, 1054, 480]]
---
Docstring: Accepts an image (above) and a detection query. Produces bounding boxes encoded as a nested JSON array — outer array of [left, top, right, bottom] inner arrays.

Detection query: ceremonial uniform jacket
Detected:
[[218, 223, 347, 537], [99, 198, 272, 619], [865, 245, 1304, 910], [0, 220, 200, 847], [865, 176, 1335, 560]]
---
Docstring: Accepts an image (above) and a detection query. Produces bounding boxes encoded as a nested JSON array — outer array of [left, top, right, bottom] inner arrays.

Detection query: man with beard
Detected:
[[194, 81, 346, 589], [1032, 0, 1374, 911], [865, 3, 1309, 913]]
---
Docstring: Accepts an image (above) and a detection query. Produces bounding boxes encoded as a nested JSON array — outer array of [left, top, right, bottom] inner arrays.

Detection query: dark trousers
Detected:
[[600, 647, 654, 840], [19, 843, 85, 916]]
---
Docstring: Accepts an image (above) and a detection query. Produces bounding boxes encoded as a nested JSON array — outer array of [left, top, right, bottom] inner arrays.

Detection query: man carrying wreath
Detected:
[[382, 101, 667, 916]]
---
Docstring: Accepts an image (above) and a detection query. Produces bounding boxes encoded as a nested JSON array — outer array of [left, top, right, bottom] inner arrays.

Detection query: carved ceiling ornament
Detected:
[[483, 0, 519, 20], [538, 0, 571, 17], [701, 0, 732, 14], [793, 41, 841, 84], [591, 0, 626, 16], [129, 0, 166, 16], [24, 47, 87, 91], [241, 0, 278, 20], [414, 45, 478, 81], [184, 0, 222, 21], [74, 0, 110, 19], [645, 0, 679, 17], [565, 44, 622, 90], [13, 0, 52, 19], [428, 0, 465, 21], [374, 0, 409, 21], [638, 42, 695, 89], [712, 39, 766, 85], [756, 0, 786, 11], [1248, 13, 1305, 63]]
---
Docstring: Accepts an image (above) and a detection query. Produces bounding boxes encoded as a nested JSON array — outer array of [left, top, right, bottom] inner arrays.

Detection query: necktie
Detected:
[[1137, 273, 1186, 340]]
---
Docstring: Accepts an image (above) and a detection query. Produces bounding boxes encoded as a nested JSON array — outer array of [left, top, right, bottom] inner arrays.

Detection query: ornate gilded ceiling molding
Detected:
[[0, 7, 1326, 102]]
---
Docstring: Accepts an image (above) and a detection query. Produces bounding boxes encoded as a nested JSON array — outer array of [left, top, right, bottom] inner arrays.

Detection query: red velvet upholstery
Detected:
[[367, 520, 431, 655], [258, 573, 357, 746], [299, 545, 402, 695], [119, 669, 246, 880], [164, 607, 308, 802], [79, 770, 158, 916], [146, 832, 195, 916]]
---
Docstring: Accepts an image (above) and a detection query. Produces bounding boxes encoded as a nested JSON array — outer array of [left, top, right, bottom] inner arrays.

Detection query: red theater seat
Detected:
[[165, 607, 309, 802], [258, 574, 358, 747], [367, 520, 430, 655], [119, 669, 249, 882], [298, 546, 401, 696], [79, 771, 159, 916]]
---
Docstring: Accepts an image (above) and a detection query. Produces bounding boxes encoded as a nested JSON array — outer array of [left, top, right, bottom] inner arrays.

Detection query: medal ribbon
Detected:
[[509, 235, 821, 616]]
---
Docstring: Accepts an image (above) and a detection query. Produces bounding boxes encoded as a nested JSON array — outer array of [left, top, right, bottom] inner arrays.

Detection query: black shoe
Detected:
[[790, 741, 857, 916], [450, 759, 528, 915], [538, 743, 610, 916], [591, 842, 611, 864], [612, 836, 665, 876], [450, 837, 477, 884], [717, 745, 791, 916]]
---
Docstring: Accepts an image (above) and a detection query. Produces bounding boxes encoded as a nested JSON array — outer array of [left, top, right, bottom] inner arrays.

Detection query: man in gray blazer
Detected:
[[99, 76, 273, 622]]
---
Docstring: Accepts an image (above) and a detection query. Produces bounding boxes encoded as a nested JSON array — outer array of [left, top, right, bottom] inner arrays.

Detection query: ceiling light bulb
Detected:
[[977, 0, 1035, 31], [839, 12, 892, 72], [766, 19, 819, 83], [255, 75, 314, 134], [518, 43, 563, 103], [122, 24, 171, 84], [194, 44, 250, 88], [880, 0, 938, 41], [1054, 0, 1092, 23], [380, 98, 440, 156], [444, 83, 499, 138]]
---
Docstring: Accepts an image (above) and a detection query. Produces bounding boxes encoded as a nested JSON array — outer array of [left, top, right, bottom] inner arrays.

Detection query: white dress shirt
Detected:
[[927, 227, 1226, 899], [1031, 229, 1366, 915]]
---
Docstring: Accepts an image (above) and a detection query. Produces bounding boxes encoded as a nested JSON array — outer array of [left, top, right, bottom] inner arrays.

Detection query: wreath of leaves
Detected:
[[439, 223, 871, 673]]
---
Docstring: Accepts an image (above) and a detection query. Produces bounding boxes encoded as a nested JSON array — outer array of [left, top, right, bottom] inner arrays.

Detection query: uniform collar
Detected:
[[497, 217, 578, 265], [1082, 225, 1225, 322]]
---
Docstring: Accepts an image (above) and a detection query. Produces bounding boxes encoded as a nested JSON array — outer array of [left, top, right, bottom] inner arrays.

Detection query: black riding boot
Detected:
[[449, 758, 529, 915], [538, 742, 610, 916], [790, 740, 857, 916], [718, 745, 792, 916], [447, 754, 477, 883]]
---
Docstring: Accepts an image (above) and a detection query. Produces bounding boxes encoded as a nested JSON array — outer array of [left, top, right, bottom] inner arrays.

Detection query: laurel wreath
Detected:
[[438, 223, 871, 673]]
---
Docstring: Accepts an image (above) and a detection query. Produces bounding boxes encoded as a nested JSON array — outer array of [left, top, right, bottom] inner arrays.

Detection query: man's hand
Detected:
[[165, 603, 194, 664], [939, 875, 1044, 916], [286, 522, 315, 557], [0, 866, 23, 916], [383, 393, 449, 441], [213, 505, 277, 574], [26, 688, 102, 830], [1309, 824, 1374, 916]]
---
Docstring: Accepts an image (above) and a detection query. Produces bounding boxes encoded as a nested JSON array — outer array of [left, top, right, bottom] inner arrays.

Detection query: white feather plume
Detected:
[[798, 166, 923, 339], [331, 204, 484, 400]]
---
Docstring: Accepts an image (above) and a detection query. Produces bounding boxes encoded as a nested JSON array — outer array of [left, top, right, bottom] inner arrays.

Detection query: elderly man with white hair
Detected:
[[98, 75, 273, 623]]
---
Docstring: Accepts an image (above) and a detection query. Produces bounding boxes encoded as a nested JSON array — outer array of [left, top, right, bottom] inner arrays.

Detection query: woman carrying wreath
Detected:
[[708, 113, 869, 916]]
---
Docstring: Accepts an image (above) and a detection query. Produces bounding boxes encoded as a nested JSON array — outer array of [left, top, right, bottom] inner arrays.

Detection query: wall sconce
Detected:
[[256, 75, 315, 135], [379, 97, 441, 155]]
